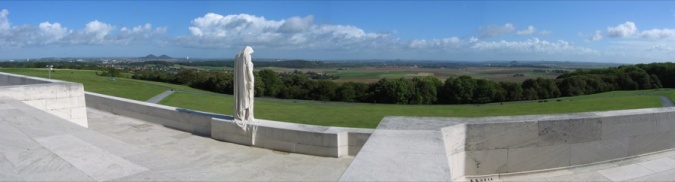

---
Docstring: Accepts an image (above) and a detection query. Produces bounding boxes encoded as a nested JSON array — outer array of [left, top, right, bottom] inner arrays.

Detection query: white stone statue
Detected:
[[233, 46, 258, 144]]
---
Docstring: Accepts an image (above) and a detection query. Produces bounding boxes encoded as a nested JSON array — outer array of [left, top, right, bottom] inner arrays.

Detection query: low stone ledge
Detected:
[[211, 118, 355, 157], [85, 91, 373, 157], [85, 92, 211, 136], [0, 72, 88, 128], [443, 107, 675, 180]]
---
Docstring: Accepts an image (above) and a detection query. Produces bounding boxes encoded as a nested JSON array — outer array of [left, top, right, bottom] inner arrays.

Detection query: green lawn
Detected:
[[0, 68, 208, 101], [2, 68, 671, 128], [160, 89, 667, 128]]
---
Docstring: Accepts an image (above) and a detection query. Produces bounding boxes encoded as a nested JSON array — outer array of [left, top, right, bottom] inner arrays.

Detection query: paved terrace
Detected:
[[0, 98, 352, 181], [2, 92, 675, 181]]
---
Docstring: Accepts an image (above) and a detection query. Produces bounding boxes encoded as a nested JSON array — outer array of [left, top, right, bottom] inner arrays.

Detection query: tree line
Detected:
[[130, 62, 675, 105]]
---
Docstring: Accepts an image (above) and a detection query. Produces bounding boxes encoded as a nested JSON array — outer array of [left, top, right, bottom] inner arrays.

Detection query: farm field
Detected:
[[250, 66, 567, 83], [1, 68, 671, 128]]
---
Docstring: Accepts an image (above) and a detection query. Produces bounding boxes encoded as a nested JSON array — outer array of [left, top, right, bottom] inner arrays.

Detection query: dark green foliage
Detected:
[[127, 62, 674, 105]]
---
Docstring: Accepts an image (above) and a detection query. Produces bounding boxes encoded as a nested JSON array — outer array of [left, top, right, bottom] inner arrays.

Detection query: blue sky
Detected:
[[0, 1, 674, 63]]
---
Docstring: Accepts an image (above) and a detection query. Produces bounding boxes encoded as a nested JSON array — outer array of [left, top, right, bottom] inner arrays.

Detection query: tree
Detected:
[[335, 83, 357, 102], [258, 69, 283, 97], [409, 76, 441, 104], [499, 82, 523, 101], [370, 78, 411, 104], [312, 80, 337, 101], [473, 79, 497, 104]]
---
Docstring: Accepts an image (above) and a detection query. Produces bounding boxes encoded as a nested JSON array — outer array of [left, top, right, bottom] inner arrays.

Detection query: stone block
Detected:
[[637, 157, 675, 172], [348, 132, 371, 147], [570, 138, 629, 165], [281, 128, 299, 143], [465, 122, 539, 151], [27, 86, 57, 100], [628, 131, 675, 156], [0, 86, 26, 99], [442, 124, 466, 155], [73, 96, 86, 108], [187, 114, 212, 128], [320, 132, 342, 147], [296, 130, 324, 146], [54, 84, 72, 99], [256, 138, 295, 153], [507, 144, 571, 173], [537, 118, 601, 146], [49, 108, 72, 120], [192, 125, 210, 136], [46, 97, 74, 110], [296, 144, 340, 157], [23, 99, 47, 110], [597, 164, 654, 181], [656, 112, 675, 132], [601, 114, 657, 139], [35, 134, 148, 181], [348, 145, 363, 156], [455, 149, 508, 176], [211, 119, 252, 145]]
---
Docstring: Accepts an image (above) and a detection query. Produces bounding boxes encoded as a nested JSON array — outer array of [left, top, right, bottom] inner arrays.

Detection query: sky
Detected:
[[0, 1, 674, 63]]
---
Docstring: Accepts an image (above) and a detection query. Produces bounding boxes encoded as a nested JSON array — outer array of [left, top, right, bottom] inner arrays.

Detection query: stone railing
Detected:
[[0, 72, 88, 127], [443, 107, 675, 181], [85, 92, 372, 157]]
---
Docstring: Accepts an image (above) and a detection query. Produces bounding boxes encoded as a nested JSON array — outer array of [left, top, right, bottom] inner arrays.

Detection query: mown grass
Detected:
[[2, 68, 671, 128], [0, 68, 209, 101], [160, 89, 668, 128]]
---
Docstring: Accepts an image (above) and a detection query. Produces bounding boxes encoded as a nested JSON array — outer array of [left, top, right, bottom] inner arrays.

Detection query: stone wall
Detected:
[[85, 92, 212, 136], [0, 72, 88, 127], [444, 107, 675, 180], [85, 91, 373, 157]]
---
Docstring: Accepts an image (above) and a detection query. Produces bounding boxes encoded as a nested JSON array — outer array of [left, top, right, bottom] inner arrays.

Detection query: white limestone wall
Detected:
[[211, 118, 372, 157], [0, 72, 88, 127], [85, 92, 211, 136], [85, 91, 373, 157], [444, 107, 675, 181]]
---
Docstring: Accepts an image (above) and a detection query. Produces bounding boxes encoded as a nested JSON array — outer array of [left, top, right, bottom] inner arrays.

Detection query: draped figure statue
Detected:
[[233, 46, 258, 144]]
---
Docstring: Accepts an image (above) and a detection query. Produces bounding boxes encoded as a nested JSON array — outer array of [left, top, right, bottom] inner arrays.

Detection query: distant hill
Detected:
[[141, 54, 172, 59]]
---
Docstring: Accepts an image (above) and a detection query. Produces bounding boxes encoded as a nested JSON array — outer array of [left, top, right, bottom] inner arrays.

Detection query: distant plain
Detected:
[[1, 68, 672, 128]]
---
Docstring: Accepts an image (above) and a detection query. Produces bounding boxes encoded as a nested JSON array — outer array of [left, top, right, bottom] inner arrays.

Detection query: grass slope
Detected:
[[0, 68, 208, 101], [1, 68, 670, 128], [161, 89, 669, 128]]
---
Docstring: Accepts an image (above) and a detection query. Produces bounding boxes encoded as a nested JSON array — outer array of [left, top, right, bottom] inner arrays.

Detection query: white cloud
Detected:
[[182, 13, 388, 49], [469, 36, 479, 43], [38, 22, 69, 44], [640, 28, 675, 39], [478, 23, 515, 37], [0, 9, 165, 48], [607, 21, 637, 38], [0, 9, 9, 30], [516, 26, 536, 35], [471, 38, 597, 54], [646, 45, 673, 51], [279, 15, 313, 33], [589, 30, 602, 41], [409, 37, 462, 49], [84, 20, 113, 40]]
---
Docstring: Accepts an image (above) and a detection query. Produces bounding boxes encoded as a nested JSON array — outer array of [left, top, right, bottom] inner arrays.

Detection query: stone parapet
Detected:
[[443, 107, 675, 181], [85, 91, 373, 157], [0, 72, 88, 127]]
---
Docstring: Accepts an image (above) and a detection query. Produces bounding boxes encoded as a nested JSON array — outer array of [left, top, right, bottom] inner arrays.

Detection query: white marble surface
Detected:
[[0, 98, 353, 181]]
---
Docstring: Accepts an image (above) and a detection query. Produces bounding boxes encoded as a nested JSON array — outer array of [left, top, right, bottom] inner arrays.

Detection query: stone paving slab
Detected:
[[339, 119, 451, 181], [0, 98, 353, 181]]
